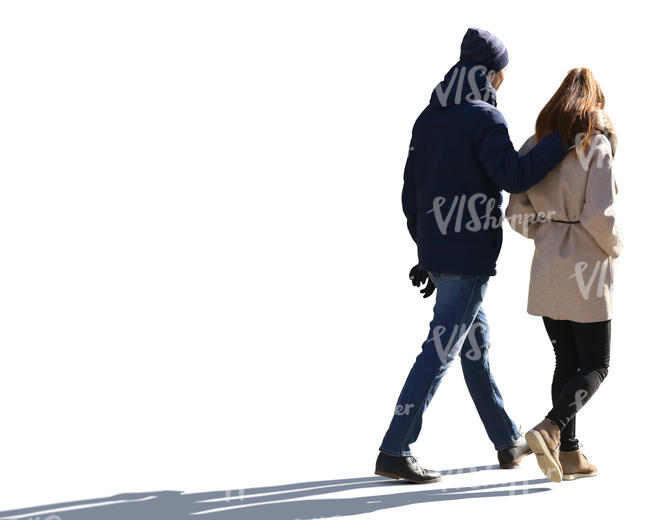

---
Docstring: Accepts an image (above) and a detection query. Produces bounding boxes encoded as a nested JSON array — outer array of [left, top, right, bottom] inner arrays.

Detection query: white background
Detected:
[[0, 1, 647, 519]]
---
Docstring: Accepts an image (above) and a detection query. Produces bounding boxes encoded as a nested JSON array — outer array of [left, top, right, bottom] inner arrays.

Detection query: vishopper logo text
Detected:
[[16, 516, 61, 520], [569, 259, 610, 300], [507, 210, 557, 237], [569, 389, 589, 412], [394, 403, 416, 416], [427, 320, 488, 364], [432, 65, 497, 107], [575, 132, 610, 172], [224, 489, 245, 501], [426, 193, 556, 235]]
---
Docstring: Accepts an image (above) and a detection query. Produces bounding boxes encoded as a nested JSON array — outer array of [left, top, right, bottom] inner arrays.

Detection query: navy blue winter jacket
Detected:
[[403, 61, 567, 276]]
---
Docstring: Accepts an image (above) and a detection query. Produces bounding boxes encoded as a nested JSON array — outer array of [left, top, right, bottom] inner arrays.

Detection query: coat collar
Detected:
[[593, 109, 617, 156]]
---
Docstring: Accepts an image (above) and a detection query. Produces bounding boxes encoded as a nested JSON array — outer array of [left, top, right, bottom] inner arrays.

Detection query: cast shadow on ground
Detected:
[[0, 465, 550, 520]]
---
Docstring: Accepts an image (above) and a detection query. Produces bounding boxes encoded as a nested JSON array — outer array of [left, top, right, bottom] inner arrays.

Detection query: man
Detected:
[[375, 28, 568, 483]]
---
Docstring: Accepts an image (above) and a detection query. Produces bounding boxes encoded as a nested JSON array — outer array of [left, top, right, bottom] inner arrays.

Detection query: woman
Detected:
[[505, 68, 621, 483]]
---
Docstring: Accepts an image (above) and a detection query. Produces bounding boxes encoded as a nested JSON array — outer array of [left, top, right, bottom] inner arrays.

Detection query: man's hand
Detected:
[[409, 265, 436, 298]]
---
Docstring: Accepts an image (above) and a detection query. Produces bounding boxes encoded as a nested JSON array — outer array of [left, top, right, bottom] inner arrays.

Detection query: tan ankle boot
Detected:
[[559, 450, 598, 480], [525, 419, 563, 483]]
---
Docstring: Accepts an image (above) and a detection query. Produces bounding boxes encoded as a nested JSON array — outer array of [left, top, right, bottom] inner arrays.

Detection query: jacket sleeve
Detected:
[[579, 135, 623, 258], [401, 136, 418, 242], [475, 109, 567, 194]]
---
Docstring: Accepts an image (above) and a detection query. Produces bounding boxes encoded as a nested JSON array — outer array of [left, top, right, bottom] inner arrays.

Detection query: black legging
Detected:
[[542, 317, 610, 452]]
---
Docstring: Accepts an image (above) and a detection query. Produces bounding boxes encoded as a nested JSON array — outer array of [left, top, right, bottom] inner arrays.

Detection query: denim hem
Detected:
[[494, 433, 520, 452], [378, 447, 412, 457], [495, 407, 518, 449]]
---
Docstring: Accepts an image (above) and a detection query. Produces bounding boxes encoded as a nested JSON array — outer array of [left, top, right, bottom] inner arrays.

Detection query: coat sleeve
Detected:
[[401, 136, 418, 243], [504, 135, 542, 238], [505, 192, 539, 239], [579, 135, 623, 258], [475, 109, 567, 194]]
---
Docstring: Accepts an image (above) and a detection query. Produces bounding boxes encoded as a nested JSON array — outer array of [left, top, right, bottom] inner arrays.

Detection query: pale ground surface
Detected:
[[0, 2, 647, 519]]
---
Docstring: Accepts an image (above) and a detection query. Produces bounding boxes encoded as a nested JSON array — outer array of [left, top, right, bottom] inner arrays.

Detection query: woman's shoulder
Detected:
[[518, 135, 537, 157]]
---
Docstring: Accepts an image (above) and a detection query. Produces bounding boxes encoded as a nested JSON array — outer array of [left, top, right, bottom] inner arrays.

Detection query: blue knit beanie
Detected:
[[460, 28, 509, 73]]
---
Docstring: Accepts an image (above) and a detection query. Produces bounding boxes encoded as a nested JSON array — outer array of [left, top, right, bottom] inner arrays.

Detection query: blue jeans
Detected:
[[379, 272, 519, 456]]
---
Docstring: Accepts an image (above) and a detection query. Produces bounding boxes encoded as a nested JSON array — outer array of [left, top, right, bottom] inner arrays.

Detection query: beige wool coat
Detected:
[[505, 114, 622, 323]]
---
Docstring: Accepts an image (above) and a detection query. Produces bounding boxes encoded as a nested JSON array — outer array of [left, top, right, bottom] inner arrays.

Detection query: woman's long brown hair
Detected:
[[536, 68, 605, 154]]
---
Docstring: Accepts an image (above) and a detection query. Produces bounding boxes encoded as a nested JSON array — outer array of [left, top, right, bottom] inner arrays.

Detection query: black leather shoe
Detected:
[[375, 452, 442, 483], [498, 436, 532, 468]]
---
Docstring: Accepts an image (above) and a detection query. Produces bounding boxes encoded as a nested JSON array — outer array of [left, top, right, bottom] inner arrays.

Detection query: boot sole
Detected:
[[374, 469, 441, 484], [525, 430, 562, 483], [563, 471, 598, 481]]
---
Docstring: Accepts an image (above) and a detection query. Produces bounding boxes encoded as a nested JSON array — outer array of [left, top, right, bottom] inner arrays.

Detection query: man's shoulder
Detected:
[[412, 100, 507, 135], [465, 100, 507, 127]]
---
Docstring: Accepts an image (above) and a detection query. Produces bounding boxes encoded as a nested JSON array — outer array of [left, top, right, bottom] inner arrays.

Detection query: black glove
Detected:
[[409, 264, 436, 298]]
